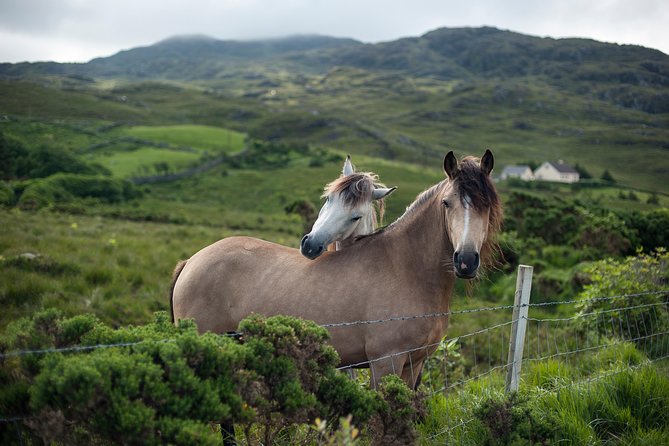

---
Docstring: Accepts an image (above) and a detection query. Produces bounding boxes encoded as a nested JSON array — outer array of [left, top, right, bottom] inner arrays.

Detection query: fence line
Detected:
[[1, 277, 667, 430], [321, 289, 669, 329], [425, 352, 669, 443], [1, 289, 666, 360]]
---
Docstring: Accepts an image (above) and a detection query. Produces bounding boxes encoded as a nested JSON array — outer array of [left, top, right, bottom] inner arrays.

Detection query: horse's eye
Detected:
[[443, 199, 451, 208], [351, 216, 362, 221]]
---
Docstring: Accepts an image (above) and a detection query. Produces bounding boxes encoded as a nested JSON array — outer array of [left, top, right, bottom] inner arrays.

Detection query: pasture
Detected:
[[1, 81, 668, 443], [120, 124, 246, 153]]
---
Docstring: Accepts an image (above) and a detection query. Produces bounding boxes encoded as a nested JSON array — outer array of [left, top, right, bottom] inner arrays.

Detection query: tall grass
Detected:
[[418, 343, 669, 445]]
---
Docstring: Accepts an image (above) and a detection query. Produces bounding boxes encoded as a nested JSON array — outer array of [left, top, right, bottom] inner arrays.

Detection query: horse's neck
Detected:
[[382, 188, 453, 288], [336, 210, 376, 250]]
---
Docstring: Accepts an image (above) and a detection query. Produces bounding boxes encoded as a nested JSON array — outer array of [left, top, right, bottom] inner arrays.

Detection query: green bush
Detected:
[[575, 249, 669, 357], [0, 182, 13, 206], [474, 392, 559, 445], [0, 311, 410, 445], [369, 375, 426, 446], [16, 173, 141, 209]]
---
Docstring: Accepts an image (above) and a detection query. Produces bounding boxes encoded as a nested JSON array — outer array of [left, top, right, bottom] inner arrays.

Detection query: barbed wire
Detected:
[[1, 288, 668, 433], [524, 330, 669, 364], [526, 301, 668, 323], [321, 289, 667, 329], [427, 416, 477, 441], [0, 339, 161, 360], [1, 289, 665, 360], [549, 353, 669, 393], [336, 319, 515, 371]]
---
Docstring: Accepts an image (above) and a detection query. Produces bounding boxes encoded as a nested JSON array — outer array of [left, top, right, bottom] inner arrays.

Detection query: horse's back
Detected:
[[172, 236, 302, 333]]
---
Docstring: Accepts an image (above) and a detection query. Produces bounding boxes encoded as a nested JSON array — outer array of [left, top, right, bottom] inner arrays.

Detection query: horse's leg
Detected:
[[400, 355, 425, 391], [413, 364, 425, 391], [221, 421, 236, 446]]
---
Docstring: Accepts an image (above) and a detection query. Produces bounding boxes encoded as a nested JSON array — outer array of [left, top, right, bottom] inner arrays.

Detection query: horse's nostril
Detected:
[[301, 235, 309, 247]]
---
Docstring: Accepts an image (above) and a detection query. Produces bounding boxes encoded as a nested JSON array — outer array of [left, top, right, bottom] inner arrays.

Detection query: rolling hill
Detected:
[[0, 26, 668, 192]]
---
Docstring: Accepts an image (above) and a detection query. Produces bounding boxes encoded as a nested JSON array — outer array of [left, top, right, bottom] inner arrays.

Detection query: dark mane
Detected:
[[371, 155, 503, 268]]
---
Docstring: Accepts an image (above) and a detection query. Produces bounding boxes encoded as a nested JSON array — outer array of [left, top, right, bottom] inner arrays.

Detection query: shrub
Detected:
[[575, 249, 669, 357], [17, 174, 141, 209], [0, 311, 402, 445], [474, 392, 559, 445], [0, 182, 13, 206], [368, 375, 426, 446]]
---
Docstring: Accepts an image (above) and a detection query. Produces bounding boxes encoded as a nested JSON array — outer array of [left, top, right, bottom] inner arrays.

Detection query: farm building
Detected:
[[500, 165, 535, 181], [534, 161, 580, 183]]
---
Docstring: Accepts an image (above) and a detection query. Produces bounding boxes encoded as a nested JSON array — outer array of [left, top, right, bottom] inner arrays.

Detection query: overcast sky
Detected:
[[1, 0, 667, 63]]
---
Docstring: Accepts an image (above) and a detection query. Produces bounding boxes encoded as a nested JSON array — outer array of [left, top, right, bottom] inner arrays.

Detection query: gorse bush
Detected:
[[15, 173, 141, 209], [0, 311, 401, 445], [575, 249, 669, 357]]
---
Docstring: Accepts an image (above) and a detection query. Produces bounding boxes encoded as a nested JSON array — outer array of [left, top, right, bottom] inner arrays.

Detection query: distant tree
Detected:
[[522, 160, 540, 171], [647, 192, 660, 205], [0, 130, 29, 179], [573, 163, 592, 179], [627, 191, 639, 201], [24, 145, 97, 179], [154, 162, 170, 175], [285, 199, 317, 233], [618, 190, 627, 200], [601, 169, 616, 183]]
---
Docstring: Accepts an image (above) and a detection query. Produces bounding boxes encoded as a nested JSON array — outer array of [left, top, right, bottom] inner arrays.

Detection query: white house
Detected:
[[534, 161, 580, 183], [500, 165, 535, 181]]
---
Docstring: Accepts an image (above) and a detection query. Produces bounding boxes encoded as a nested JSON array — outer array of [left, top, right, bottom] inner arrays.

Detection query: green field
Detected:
[[1, 38, 668, 443], [87, 146, 202, 177], [120, 124, 246, 153]]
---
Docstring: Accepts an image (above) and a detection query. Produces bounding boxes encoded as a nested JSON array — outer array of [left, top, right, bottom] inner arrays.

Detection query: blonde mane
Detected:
[[323, 172, 388, 227]]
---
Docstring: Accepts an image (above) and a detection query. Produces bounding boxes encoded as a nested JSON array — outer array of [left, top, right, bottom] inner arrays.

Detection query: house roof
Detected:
[[547, 161, 579, 174]]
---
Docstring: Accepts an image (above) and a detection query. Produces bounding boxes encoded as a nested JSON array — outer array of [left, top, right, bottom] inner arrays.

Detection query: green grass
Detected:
[[418, 344, 669, 445], [120, 124, 246, 153], [2, 72, 668, 195], [0, 209, 291, 329], [85, 146, 202, 177]]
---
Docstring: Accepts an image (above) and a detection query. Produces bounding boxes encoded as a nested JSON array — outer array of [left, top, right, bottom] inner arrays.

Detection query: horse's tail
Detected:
[[169, 259, 188, 324]]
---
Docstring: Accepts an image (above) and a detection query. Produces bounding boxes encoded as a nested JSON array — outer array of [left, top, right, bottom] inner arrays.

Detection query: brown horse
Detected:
[[171, 150, 501, 388]]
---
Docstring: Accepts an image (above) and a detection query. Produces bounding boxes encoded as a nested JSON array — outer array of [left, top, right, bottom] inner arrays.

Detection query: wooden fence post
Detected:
[[505, 264, 533, 393]]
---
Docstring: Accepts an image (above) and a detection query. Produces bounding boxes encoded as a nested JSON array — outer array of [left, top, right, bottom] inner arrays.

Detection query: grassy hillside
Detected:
[[1, 75, 667, 194]]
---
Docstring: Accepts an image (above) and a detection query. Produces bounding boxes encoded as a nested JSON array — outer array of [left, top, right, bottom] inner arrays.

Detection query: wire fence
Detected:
[[1, 264, 668, 444]]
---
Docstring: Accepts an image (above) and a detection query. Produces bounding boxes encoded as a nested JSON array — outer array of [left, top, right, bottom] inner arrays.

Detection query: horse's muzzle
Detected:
[[454, 250, 479, 279], [300, 234, 325, 260]]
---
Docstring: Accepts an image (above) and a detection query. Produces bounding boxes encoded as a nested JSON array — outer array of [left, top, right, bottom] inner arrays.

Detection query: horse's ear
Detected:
[[443, 151, 459, 179], [480, 149, 494, 176], [343, 154, 355, 176], [372, 186, 397, 200]]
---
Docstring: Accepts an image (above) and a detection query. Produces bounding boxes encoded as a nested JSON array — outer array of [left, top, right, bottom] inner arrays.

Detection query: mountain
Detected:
[[0, 34, 363, 79], [2, 27, 667, 113]]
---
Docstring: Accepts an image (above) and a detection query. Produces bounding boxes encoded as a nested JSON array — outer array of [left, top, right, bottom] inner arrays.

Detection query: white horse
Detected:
[[302, 155, 396, 257]]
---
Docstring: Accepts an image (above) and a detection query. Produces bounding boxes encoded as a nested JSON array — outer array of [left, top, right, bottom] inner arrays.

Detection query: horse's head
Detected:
[[300, 156, 396, 260], [441, 149, 500, 279]]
